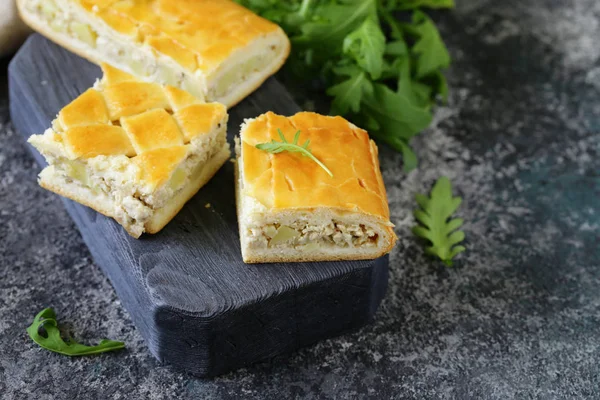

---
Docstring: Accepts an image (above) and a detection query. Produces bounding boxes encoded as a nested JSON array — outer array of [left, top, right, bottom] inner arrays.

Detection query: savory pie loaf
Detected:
[[17, 0, 290, 108], [28, 63, 229, 238], [235, 112, 397, 263]]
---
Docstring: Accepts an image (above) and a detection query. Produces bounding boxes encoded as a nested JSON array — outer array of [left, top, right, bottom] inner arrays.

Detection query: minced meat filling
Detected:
[[247, 221, 378, 249]]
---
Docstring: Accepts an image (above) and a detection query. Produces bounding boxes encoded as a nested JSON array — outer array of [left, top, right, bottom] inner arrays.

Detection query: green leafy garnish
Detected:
[[256, 129, 333, 177], [26, 308, 125, 356], [412, 177, 465, 266], [343, 17, 386, 80], [409, 11, 451, 80], [327, 65, 373, 115], [234, 0, 454, 170]]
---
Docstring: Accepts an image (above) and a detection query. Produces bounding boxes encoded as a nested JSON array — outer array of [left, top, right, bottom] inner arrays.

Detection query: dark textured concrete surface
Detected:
[[1, 0, 599, 398]]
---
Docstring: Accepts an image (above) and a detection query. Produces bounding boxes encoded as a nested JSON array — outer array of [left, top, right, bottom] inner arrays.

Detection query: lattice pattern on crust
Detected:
[[52, 63, 227, 188]]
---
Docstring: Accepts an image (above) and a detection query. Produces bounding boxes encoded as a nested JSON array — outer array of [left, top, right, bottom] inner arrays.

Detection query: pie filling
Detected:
[[246, 221, 379, 250], [208, 51, 282, 101], [51, 135, 226, 230], [24, 0, 285, 103]]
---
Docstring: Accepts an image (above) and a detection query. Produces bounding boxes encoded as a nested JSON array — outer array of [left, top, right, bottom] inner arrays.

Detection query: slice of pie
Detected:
[[16, 0, 290, 108], [235, 111, 397, 263], [29, 63, 229, 238]]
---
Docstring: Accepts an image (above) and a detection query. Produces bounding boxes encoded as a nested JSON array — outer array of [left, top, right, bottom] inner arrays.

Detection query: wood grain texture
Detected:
[[9, 34, 389, 377]]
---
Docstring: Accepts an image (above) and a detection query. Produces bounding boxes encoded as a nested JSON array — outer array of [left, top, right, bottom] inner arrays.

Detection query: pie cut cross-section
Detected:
[[29, 63, 230, 238], [235, 111, 397, 263]]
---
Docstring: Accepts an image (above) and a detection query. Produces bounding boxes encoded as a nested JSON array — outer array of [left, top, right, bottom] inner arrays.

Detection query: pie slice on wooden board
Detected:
[[235, 111, 397, 263], [28, 63, 229, 238], [16, 0, 290, 108]]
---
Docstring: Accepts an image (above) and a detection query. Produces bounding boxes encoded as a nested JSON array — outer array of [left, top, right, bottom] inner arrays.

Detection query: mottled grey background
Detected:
[[1, 0, 599, 399]]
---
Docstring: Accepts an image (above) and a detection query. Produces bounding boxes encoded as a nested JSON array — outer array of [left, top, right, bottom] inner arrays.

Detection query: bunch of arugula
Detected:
[[235, 0, 454, 170]]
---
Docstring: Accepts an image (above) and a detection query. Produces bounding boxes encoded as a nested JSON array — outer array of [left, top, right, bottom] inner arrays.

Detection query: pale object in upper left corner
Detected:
[[0, 0, 31, 57]]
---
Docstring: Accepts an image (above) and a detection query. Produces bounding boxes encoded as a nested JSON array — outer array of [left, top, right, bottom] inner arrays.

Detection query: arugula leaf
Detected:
[[408, 11, 451, 79], [255, 129, 334, 177], [343, 17, 386, 79], [385, 0, 455, 10], [397, 57, 418, 106], [294, 0, 377, 57], [327, 65, 373, 115], [431, 70, 449, 103], [398, 142, 418, 171], [27, 308, 125, 356], [361, 84, 431, 171], [385, 39, 408, 56], [412, 177, 465, 266], [362, 83, 432, 141]]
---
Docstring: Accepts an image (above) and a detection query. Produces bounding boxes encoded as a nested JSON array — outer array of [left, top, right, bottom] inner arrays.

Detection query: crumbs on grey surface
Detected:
[[1, 0, 599, 398]]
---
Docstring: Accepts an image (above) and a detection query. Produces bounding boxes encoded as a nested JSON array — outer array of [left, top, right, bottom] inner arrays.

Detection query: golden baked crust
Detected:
[[58, 88, 109, 128], [79, 0, 281, 74], [17, 0, 291, 107], [64, 64, 225, 188], [240, 112, 391, 220], [63, 124, 136, 158], [29, 63, 229, 237], [144, 144, 230, 233]]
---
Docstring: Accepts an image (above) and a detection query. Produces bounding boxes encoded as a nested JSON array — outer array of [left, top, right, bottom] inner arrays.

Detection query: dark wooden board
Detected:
[[9, 34, 389, 377]]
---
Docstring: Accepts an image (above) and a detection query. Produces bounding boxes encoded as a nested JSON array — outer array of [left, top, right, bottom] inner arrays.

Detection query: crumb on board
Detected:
[[229, 159, 235, 163], [205, 203, 211, 209]]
